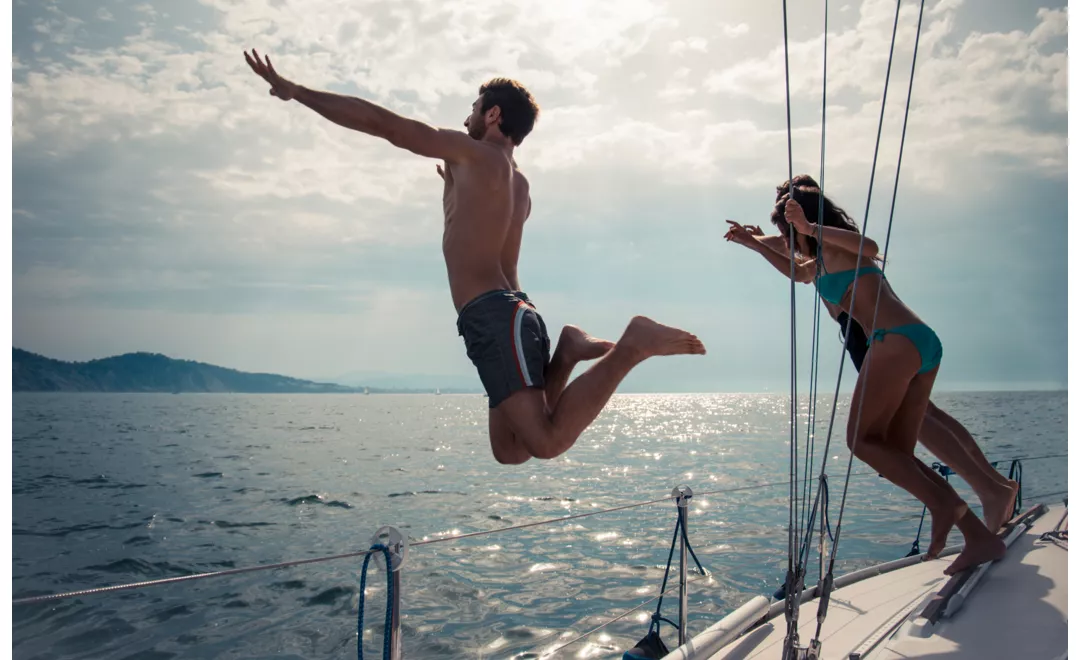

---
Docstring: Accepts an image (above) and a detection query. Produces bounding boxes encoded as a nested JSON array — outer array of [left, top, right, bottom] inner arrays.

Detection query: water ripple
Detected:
[[11, 391, 1068, 659]]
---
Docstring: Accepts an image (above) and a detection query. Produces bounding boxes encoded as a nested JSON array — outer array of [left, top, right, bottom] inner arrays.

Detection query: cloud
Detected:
[[14, 0, 681, 226], [700, 0, 1066, 188], [15, 0, 1064, 213], [720, 23, 749, 38], [10, 0, 1067, 389], [32, 5, 84, 45], [670, 37, 709, 54]]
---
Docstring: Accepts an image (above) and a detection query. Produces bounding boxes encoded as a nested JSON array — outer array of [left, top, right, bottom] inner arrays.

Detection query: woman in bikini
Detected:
[[727, 176, 1019, 536], [726, 180, 1004, 575]]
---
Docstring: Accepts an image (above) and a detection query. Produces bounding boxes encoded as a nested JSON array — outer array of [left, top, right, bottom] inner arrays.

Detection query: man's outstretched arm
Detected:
[[244, 49, 477, 162], [294, 88, 476, 160]]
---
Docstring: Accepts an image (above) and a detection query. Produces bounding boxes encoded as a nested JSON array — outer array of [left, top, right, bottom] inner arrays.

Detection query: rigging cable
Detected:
[[809, 0, 928, 648]]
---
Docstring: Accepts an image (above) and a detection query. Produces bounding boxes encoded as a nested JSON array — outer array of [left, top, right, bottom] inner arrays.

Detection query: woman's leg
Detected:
[[883, 357, 1005, 573], [922, 402, 1019, 531], [845, 337, 961, 541]]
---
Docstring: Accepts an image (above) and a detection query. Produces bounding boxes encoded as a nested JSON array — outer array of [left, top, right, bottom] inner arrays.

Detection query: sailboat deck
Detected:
[[706, 501, 1067, 660]]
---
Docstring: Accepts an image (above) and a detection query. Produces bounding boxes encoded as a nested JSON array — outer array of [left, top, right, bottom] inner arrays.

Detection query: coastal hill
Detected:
[[12, 348, 363, 393]]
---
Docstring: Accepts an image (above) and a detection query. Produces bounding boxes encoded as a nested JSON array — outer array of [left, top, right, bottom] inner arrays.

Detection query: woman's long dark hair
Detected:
[[771, 175, 861, 258]]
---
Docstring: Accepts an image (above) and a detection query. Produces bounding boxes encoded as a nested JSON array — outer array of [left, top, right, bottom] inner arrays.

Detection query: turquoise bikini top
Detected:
[[816, 261, 884, 304]]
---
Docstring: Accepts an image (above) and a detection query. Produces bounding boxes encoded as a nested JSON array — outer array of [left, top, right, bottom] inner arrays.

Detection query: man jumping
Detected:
[[244, 50, 706, 464]]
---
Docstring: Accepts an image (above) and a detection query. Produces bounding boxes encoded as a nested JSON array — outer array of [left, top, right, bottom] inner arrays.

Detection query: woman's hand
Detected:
[[724, 220, 763, 249], [784, 198, 814, 235]]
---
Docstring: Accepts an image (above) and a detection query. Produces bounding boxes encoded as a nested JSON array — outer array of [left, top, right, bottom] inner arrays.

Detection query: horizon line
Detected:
[[13, 388, 1068, 396]]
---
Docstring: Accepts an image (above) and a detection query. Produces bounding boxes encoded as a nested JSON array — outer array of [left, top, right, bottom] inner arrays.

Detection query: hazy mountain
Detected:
[[12, 348, 358, 393]]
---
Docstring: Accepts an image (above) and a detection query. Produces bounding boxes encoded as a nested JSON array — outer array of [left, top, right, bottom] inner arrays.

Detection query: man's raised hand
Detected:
[[244, 49, 298, 101]]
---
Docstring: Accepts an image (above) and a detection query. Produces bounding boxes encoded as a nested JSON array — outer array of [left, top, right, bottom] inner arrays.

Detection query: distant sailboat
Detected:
[[364, 387, 370, 395], [435, 388, 441, 395]]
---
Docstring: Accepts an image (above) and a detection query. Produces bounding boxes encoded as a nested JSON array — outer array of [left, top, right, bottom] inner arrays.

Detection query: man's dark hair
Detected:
[[479, 78, 540, 146]]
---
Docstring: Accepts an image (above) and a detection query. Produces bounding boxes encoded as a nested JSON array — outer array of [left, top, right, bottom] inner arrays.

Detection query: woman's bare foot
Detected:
[[927, 500, 967, 558], [944, 533, 1006, 576], [559, 325, 615, 363], [980, 480, 1020, 532], [620, 316, 706, 360]]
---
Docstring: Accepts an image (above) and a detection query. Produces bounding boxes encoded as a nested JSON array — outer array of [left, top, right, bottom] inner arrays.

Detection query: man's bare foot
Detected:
[[944, 534, 1006, 576], [559, 325, 615, 363], [927, 500, 967, 559], [980, 480, 1020, 532], [620, 316, 707, 360]]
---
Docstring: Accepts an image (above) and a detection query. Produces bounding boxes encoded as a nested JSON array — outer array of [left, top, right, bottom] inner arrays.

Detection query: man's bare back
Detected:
[[243, 49, 706, 465]]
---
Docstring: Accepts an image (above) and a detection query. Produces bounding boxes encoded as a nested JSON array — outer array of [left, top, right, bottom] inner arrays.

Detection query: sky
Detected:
[[11, 0, 1069, 393]]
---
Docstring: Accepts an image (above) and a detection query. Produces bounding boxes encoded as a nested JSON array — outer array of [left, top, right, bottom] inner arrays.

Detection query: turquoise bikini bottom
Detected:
[[869, 323, 942, 374]]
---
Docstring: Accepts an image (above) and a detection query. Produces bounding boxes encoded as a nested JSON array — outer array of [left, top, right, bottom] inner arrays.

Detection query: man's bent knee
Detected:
[[489, 409, 533, 465], [496, 388, 562, 457], [489, 428, 533, 465], [508, 418, 570, 460], [524, 438, 567, 460], [492, 427, 564, 461], [492, 446, 532, 465]]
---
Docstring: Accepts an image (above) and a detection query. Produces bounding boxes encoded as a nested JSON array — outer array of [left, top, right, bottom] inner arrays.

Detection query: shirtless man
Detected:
[[244, 50, 706, 464]]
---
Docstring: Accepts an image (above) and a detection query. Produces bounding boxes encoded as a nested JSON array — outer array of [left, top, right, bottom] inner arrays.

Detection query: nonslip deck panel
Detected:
[[706, 501, 1067, 660]]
